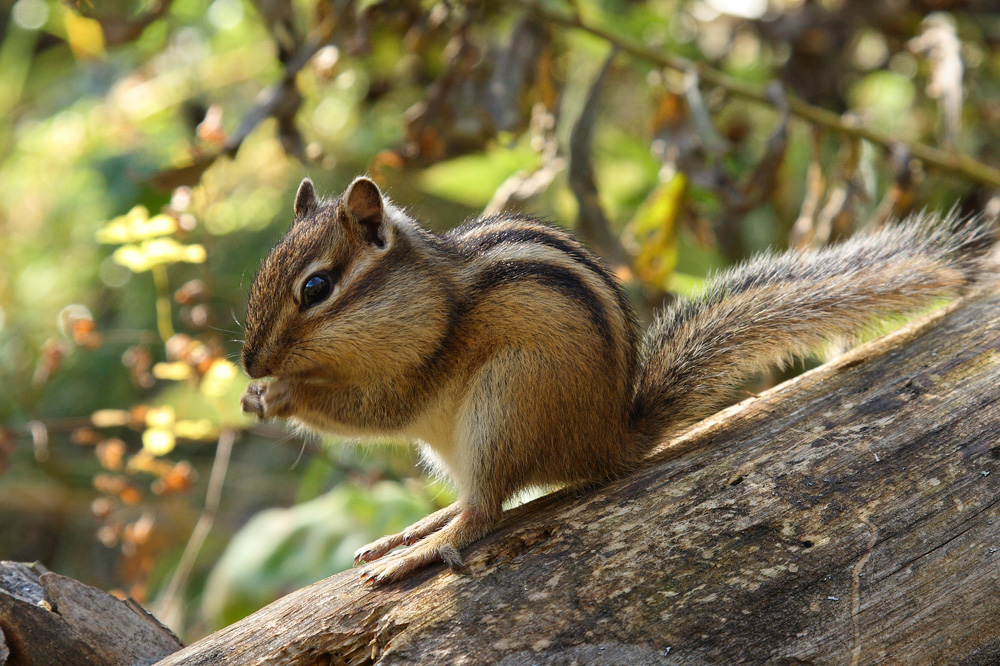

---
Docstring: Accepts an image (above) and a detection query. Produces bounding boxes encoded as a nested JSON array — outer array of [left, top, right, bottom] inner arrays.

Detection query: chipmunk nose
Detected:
[[242, 348, 271, 379]]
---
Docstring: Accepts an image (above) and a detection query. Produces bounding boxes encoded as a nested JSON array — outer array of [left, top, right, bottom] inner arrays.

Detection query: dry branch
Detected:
[[568, 47, 629, 268], [140, 287, 1000, 666]]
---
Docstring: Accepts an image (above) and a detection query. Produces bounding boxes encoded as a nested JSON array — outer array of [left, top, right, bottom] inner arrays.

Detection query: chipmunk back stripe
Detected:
[[454, 217, 638, 373], [470, 259, 616, 350], [460, 222, 637, 326]]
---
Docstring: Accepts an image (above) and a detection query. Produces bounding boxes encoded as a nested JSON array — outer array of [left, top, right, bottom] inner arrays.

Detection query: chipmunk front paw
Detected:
[[240, 380, 294, 419]]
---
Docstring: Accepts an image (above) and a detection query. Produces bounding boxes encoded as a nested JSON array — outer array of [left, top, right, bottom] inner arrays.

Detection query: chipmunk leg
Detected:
[[359, 500, 499, 584], [359, 351, 531, 584], [353, 502, 464, 565]]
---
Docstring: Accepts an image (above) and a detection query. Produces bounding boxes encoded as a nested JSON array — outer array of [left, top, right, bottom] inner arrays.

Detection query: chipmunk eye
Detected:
[[301, 274, 332, 308]]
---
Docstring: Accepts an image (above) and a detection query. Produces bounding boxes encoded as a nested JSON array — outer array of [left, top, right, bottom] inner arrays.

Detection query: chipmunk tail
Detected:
[[628, 211, 998, 452]]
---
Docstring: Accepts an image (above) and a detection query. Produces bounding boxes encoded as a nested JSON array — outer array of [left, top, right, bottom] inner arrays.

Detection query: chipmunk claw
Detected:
[[359, 542, 465, 585], [240, 382, 265, 418], [240, 380, 292, 419], [353, 532, 407, 565], [358, 568, 386, 584]]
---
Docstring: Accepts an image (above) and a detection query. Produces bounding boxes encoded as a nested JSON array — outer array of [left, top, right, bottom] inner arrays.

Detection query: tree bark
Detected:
[[6, 290, 1000, 666], [0, 561, 182, 666]]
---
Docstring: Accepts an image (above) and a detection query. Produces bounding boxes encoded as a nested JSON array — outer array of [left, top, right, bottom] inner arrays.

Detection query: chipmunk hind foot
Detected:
[[359, 503, 496, 584], [353, 502, 463, 565]]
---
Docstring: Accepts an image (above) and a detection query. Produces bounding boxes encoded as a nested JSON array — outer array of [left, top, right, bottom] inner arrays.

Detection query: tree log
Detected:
[[146, 287, 1000, 666], [0, 561, 182, 666]]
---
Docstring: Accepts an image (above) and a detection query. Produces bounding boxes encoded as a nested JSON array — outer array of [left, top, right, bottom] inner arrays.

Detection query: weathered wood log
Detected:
[[146, 287, 1000, 666], [0, 561, 182, 666]]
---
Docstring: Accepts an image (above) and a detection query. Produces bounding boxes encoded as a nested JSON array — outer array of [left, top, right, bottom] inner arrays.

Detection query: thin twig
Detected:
[[790, 127, 827, 248], [148, 6, 343, 190], [741, 81, 790, 203], [152, 427, 236, 631], [515, 1, 1000, 189], [568, 47, 630, 267], [484, 106, 565, 216]]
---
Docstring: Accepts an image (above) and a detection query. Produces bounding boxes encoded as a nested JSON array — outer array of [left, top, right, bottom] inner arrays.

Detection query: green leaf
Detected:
[[626, 172, 686, 288], [418, 144, 539, 207]]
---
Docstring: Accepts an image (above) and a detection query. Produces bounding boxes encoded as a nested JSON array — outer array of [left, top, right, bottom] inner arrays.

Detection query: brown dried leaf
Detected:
[[96, 439, 127, 471], [127, 449, 174, 478], [196, 104, 227, 147], [909, 14, 963, 152], [94, 473, 143, 504], [173, 279, 206, 305], [123, 513, 155, 546], [91, 497, 114, 520], [33, 338, 66, 387], [369, 150, 405, 182], [71, 428, 102, 446], [151, 461, 196, 495], [181, 304, 209, 330], [128, 405, 149, 429], [122, 345, 154, 389], [119, 486, 143, 505], [97, 524, 121, 548]]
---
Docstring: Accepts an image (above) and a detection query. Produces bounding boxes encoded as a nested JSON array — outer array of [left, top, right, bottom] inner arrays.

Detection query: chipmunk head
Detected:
[[241, 176, 395, 379]]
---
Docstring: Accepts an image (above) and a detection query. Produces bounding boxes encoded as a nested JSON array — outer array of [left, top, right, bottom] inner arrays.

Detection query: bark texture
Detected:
[[0, 561, 182, 666], [6, 290, 1000, 666]]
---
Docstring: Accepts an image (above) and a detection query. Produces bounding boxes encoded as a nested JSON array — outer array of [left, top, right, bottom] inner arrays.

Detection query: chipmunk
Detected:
[[240, 175, 995, 584]]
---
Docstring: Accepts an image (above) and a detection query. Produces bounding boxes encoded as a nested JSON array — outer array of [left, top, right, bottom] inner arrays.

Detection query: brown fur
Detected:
[[241, 177, 996, 583]]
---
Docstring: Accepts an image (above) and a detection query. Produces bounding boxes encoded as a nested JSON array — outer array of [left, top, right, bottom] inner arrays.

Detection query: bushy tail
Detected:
[[630, 213, 997, 446]]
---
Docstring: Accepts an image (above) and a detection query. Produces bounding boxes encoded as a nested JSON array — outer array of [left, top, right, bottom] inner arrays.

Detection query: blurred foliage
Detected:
[[1, 0, 999, 641], [201, 476, 448, 630]]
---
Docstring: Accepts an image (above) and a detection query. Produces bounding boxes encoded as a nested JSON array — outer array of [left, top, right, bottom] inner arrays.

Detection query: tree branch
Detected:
[[152, 427, 237, 630], [517, 1, 1000, 189], [568, 47, 630, 267]]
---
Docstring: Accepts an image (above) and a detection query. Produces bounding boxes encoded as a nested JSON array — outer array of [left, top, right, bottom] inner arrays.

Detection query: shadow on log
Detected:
[[4, 290, 999, 666]]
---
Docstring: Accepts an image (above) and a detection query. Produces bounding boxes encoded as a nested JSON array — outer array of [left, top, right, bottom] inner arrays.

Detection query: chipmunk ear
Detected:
[[342, 176, 385, 247], [293, 178, 318, 220]]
